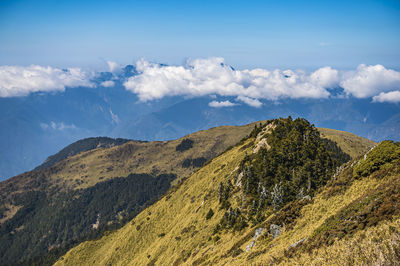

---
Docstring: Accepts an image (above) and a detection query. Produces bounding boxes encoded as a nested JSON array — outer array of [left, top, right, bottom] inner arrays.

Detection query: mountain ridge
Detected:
[[0, 121, 265, 264], [34, 136, 133, 171], [1, 83, 398, 181], [52, 118, 395, 266]]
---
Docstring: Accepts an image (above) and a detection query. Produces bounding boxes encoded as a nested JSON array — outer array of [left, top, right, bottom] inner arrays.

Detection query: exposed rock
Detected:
[[254, 227, 264, 239], [289, 238, 307, 249], [246, 227, 265, 252], [364, 145, 376, 161], [270, 224, 283, 239], [255, 123, 275, 142], [230, 165, 239, 175], [252, 123, 275, 153], [91, 214, 100, 229], [302, 195, 312, 201], [246, 241, 255, 252], [241, 194, 246, 211], [236, 172, 243, 187], [253, 138, 270, 153]]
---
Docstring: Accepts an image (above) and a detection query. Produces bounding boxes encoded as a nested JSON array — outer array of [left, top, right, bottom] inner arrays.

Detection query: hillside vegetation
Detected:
[[0, 122, 266, 264], [35, 137, 132, 171], [55, 118, 394, 266], [318, 127, 376, 159], [40, 123, 261, 190], [0, 119, 375, 265]]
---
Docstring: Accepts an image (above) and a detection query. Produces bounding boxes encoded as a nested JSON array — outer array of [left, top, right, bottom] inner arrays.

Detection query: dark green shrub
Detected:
[[353, 141, 400, 178], [176, 139, 194, 152], [206, 208, 214, 220]]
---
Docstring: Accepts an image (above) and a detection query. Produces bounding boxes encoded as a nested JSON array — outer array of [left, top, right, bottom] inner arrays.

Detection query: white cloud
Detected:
[[372, 91, 400, 103], [107, 61, 121, 73], [340, 64, 400, 98], [40, 121, 77, 130], [2, 59, 399, 103], [124, 57, 333, 103], [208, 100, 237, 108], [123, 59, 400, 105], [109, 108, 120, 124], [0, 65, 93, 97], [236, 96, 262, 108], [310, 66, 339, 88], [100, 80, 115, 87]]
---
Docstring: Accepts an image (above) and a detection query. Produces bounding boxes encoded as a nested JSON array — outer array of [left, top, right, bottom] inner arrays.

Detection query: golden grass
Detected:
[[53, 124, 381, 265], [55, 138, 254, 266], [47, 123, 256, 190], [284, 217, 400, 265], [55, 132, 388, 266], [48, 125, 374, 190], [318, 128, 376, 159]]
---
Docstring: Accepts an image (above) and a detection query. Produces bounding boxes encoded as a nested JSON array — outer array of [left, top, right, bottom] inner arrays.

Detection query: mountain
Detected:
[[53, 118, 399, 266], [35, 137, 132, 171], [0, 119, 375, 264], [0, 122, 260, 265], [1, 66, 399, 181], [0, 66, 182, 180], [121, 97, 400, 142]]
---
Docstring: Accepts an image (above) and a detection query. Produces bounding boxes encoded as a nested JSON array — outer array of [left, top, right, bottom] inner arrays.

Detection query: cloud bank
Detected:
[[0, 65, 93, 97], [372, 91, 400, 103], [124, 58, 334, 102], [1, 58, 399, 106], [340, 64, 400, 98], [124, 58, 400, 106]]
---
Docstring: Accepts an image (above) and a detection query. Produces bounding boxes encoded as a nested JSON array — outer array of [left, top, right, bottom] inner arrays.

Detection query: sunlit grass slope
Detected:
[[44, 126, 376, 190], [0, 123, 259, 264], [0, 123, 256, 227], [318, 127, 376, 159], [55, 137, 253, 266], [55, 126, 394, 266], [45, 123, 258, 190]]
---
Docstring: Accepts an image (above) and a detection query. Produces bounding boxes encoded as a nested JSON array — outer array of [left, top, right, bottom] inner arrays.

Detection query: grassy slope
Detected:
[[0, 125, 373, 198], [0, 123, 258, 264], [34, 137, 131, 171], [318, 127, 376, 159], [1, 124, 373, 226], [55, 129, 386, 266], [43, 123, 257, 190], [287, 218, 400, 265], [0, 122, 256, 211], [55, 138, 251, 266]]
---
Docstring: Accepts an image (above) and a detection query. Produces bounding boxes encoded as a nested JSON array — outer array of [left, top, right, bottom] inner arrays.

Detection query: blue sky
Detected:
[[0, 0, 399, 69]]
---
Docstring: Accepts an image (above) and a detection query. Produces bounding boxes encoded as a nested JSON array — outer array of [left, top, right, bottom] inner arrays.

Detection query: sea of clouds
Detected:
[[1, 58, 400, 106]]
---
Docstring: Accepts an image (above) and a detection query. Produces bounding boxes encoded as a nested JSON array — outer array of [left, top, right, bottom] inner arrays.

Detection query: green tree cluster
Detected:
[[0, 173, 176, 265], [353, 140, 400, 178], [236, 117, 350, 223]]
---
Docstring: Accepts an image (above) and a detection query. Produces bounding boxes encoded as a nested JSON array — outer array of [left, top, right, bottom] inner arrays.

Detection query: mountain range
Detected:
[[0, 122, 258, 264], [53, 118, 399, 266], [1, 65, 399, 181], [1, 116, 399, 265]]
